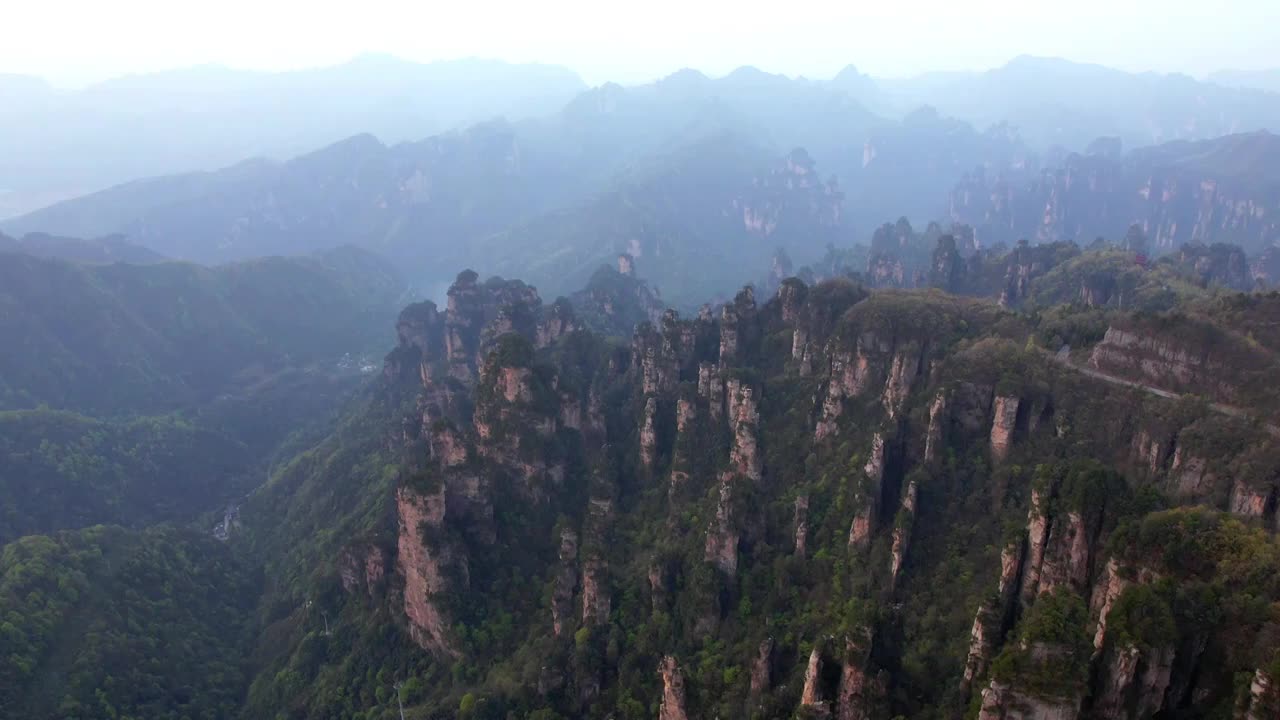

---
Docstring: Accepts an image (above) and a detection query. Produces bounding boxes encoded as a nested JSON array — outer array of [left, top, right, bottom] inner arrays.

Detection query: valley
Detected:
[[1, 47, 1279, 720]]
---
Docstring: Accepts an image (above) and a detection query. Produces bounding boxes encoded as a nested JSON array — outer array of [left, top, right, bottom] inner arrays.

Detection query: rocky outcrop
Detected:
[[1089, 325, 1237, 404], [1168, 445, 1214, 499], [637, 336, 677, 397], [778, 278, 806, 323], [948, 133, 1280, 258], [882, 345, 921, 419], [1171, 243, 1252, 290], [1090, 559, 1128, 653], [675, 396, 696, 434], [794, 495, 810, 558], [962, 541, 1025, 697], [990, 395, 1021, 463], [640, 397, 659, 472], [800, 646, 829, 715], [864, 432, 886, 488], [536, 298, 579, 348], [975, 679, 1080, 720], [669, 394, 697, 491], [581, 557, 609, 626], [1093, 642, 1175, 720], [551, 528, 579, 637], [848, 506, 873, 548], [924, 392, 948, 463], [962, 608, 997, 696], [1130, 428, 1173, 476], [749, 637, 775, 698], [717, 287, 758, 369], [705, 475, 740, 576], [445, 271, 485, 382], [339, 543, 389, 597], [698, 362, 724, 421], [581, 497, 612, 625], [426, 422, 469, 468], [658, 656, 689, 720], [1240, 668, 1278, 720], [816, 343, 874, 440], [849, 433, 886, 548], [726, 380, 763, 482], [1021, 489, 1051, 605], [835, 629, 875, 720], [396, 485, 457, 655], [1036, 511, 1092, 596], [386, 300, 446, 382], [1229, 479, 1274, 520], [719, 303, 741, 367], [433, 269, 549, 383], [617, 253, 635, 277], [889, 478, 918, 587]]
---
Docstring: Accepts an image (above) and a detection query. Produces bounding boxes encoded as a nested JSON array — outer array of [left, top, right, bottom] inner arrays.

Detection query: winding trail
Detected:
[[1039, 347, 1280, 438]]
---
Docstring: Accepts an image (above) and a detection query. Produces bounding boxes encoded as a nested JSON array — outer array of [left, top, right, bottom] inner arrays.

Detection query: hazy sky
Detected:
[[7, 0, 1279, 87]]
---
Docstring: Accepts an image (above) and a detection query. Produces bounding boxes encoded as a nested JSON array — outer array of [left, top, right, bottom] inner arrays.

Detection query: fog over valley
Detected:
[[2, 4, 1280, 720]]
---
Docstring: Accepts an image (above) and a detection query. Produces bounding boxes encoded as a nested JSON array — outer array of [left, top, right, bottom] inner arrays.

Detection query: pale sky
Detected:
[[6, 0, 1279, 87]]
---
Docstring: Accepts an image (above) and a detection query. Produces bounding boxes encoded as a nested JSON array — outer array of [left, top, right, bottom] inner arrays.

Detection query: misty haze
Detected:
[[2, 2, 1280, 720]]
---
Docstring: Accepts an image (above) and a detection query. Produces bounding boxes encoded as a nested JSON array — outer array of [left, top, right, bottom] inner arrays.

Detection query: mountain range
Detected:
[[2, 51, 1280, 720], [0, 55, 587, 218]]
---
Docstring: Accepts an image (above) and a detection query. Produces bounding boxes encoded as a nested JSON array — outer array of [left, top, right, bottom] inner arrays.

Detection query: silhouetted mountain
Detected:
[[0, 56, 586, 218], [0, 231, 164, 264], [481, 133, 851, 305], [879, 55, 1280, 150], [6, 70, 1039, 300], [1209, 68, 1280, 94]]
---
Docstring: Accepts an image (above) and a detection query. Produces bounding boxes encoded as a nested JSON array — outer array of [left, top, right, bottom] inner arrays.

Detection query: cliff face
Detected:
[[658, 656, 689, 720], [388, 270, 600, 654], [285, 267, 1280, 720], [395, 485, 456, 655], [950, 132, 1280, 256]]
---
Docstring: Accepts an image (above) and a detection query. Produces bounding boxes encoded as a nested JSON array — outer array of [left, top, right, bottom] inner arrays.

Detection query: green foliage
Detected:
[[0, 525, 258, 720], [0, 410, 252, 543], [1105, 584, 1178, 650], [989, 589, 1091, 700]]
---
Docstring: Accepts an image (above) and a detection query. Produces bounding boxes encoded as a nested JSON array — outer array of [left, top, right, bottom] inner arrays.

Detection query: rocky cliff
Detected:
[[950, 131, 1280, 257], [249, 266, 1280, 720]]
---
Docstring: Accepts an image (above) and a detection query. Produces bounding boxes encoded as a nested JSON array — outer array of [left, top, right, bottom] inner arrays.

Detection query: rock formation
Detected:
[[658, 656, 689, 720], [551, 528, 579, 637], [800, 646, 829, 716]]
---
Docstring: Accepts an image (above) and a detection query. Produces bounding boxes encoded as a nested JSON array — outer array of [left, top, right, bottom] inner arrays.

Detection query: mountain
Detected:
[[224, 265, 1280, 720], [0, 246, 405, 415], [0, 56, 586, 219], [1, 249, 1278, 718], [879, 56, 1280, 150], [0, 231, 165, 264], [0, 245, 408, 543], [2, 124, 590, 272], [1209, 68, 1280, 94], [481, 134, 851, 306], [6, 70, 1041, 300], [2, 65, 884, 266], [950, 131, 1280, 255]]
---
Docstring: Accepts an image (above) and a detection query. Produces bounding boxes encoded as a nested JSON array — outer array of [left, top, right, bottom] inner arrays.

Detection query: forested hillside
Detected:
[[213, 262, 1279, 720], [0, 245, 407, 543], [0, 525, 259, 719]]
